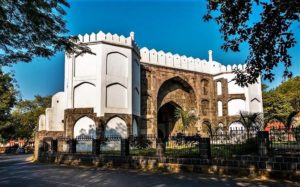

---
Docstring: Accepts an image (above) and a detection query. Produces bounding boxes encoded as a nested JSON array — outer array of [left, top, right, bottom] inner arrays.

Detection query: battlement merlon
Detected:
[[74, 31, 246, 75], [75, 31, 140, 56], [140, 47, 246, 75]]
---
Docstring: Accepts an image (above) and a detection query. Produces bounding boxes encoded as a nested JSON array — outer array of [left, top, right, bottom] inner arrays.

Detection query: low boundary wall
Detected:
[[39, 153, 300, 180]]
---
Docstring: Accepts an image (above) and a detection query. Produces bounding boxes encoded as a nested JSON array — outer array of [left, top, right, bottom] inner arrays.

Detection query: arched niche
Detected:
[[73, 116, 96, 138], [74, 82, 96, 108], [201, 79, 209, 95], [106, 83, 127, 108], [74, 54, 96, 77], [106, 52, 128, 77], [250, 98, 261, 113], [201, 100, 209, 116], [105, 117, 128, 138]]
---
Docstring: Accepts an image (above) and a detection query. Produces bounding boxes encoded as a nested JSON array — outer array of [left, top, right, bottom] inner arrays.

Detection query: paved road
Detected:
[[0, 154, 298, 187]]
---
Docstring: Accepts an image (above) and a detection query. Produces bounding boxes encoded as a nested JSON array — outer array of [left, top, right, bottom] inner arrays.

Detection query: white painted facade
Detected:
[[38, 31, 263, 134]]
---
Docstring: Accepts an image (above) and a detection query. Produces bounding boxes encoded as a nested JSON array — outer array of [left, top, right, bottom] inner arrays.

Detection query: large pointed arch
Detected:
[[73, 116, 96, 139], [105, 116, 128, 138], [157, 76, 196, 109]]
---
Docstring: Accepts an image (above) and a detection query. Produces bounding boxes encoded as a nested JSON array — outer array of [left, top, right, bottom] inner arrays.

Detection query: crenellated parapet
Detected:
[[76, 31, 140, 54], [140, 47, 245, 75], [75, 31, 245, 75]]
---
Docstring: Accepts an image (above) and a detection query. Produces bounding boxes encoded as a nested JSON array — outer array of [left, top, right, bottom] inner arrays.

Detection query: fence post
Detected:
[[257, 131, 269, 156], [121, 138, 129, 156], [199, 138, 211, 159], [92, 139, 100, 155], [156, 139, 165, 157], [68, 139, 76, 153]]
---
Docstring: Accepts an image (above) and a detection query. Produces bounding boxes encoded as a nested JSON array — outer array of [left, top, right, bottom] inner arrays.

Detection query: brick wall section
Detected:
[[34, 131, 64, 159]]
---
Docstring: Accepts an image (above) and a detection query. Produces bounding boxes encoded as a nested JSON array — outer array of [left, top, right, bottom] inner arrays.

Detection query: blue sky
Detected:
[[5, 0, 300, 99]]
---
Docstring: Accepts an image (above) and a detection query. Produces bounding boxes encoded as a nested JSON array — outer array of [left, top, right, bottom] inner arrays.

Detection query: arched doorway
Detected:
[[105, 116, 128, 138], [157, 102, 180, 139], [156, 76, 197, 138], [74, 116, 96, 139]]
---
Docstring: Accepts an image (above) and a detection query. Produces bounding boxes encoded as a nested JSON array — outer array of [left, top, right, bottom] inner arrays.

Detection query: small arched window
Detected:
[[201, 100, 209, 116], [217, 81, 222, 95], [201, 79, 209, 95]]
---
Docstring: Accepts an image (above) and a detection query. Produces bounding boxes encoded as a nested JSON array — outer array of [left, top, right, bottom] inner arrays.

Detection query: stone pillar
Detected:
[[68, 139, 77, 153], [156, 139, 165, 157], [121, 139, 129, 156], [199, 138, 211, 159], [92, 139, 100, 155], [257, 131, 269, 156], [34, 133, 43, 160]]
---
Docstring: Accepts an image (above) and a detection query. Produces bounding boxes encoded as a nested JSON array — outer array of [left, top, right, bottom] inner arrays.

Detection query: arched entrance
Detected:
[[157, 102, 180, 139], [74, 116, 96, 139], [156, 76, 197, 138], [105, 116, 128, 138]]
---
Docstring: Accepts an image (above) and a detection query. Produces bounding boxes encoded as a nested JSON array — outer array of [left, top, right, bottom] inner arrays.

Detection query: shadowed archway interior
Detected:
[[157, 102, 180, 140]]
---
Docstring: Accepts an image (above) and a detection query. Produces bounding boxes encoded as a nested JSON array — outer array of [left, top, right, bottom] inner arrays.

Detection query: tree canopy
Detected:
[[263, 76, 300, 126], [0, 94, 51, 142], [2, 95, 51, 142], [0, 0, 90, 65], [204, 0, 300, 86], [0, 69, 18, 141]]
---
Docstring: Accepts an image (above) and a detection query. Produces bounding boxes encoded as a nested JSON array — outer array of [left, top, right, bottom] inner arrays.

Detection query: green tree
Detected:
[[202, 121, 221, 137], [0, 69, 18, 142], [10, 95, 51, 145], [274, 76, 300, 112], [263, 76, 300, 126], [263, 90, 293, 125], [239, 111, 263, 139], [204, 0, 300, 86], [0, 0, 91, 65], [174, 107, 198, 134]]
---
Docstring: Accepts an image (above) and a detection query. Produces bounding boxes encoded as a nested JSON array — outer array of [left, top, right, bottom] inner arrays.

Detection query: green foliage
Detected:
[[0, 0, 92, 65], [202, 121, 220, 137], [204, 0, 300, 86], [274, 76, 300, 112], [0, 69, 18, 140], [8, 95, 51, 142], [239, 111, 263, 130], [174, 108, 198, 133], [263, 76, 300, 127]]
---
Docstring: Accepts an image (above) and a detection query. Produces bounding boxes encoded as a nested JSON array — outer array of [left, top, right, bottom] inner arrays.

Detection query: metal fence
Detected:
[[44, 127, 300, 159], [210, 128, 259, 158], [269, 126, 300, 155], [54, 134, 210, 158], [129, 135, 157, 156], [165, 135, 202, 157]]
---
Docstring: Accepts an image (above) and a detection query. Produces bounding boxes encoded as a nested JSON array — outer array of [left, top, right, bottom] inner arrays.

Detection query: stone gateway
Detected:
[[37, 31, 263, 143]]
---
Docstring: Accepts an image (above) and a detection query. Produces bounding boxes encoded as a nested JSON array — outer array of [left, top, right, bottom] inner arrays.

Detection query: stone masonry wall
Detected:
[[140, 63, 242, 136]]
